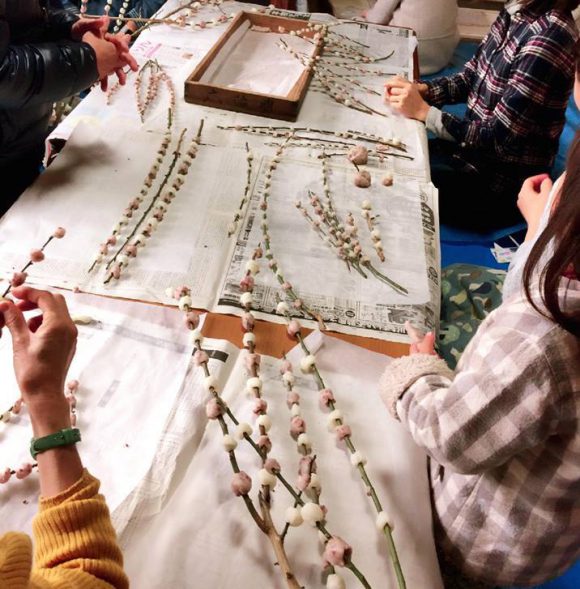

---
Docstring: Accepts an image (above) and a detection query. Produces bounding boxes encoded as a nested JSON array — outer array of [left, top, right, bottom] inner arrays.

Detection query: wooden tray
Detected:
[[184, 11, 322, 121]]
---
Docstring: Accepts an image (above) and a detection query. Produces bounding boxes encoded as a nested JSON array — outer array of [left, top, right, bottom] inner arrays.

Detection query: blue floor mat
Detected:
[[554, 100, 579, 178], [440, 223, 526, 270], [536, 560, 580, 588], [500, 560, 580, 589], [428, 42, 578, 271]]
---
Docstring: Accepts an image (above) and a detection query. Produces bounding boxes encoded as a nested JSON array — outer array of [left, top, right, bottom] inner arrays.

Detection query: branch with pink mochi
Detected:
[[279, 355, 360, 589], [168, 257, 374, 588], [278, 312, 407, 589]]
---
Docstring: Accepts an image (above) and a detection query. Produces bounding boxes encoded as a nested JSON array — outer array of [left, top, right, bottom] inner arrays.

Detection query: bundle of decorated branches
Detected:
[[227, 143, 255, 237], [88, 120, 205, 283], [217, 124, 409, 156], [1, 227, 66, 298], [255, 136, 326, 328], [295, 156, 407, 295], [106, 59, 177, 129], [168, 253, 379, 588], [279, 312, 407, 589], [134, 60, 176, 123], [279, 38, 387, 117], [276, 21, 395, 117]]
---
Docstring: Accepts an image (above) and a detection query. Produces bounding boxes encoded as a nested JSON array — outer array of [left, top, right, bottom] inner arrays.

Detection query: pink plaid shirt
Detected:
[[381, 280, 580, 586]]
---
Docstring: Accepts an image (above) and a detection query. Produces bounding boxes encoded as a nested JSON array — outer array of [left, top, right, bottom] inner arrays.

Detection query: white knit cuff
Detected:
[[379, 355, 454, 419]]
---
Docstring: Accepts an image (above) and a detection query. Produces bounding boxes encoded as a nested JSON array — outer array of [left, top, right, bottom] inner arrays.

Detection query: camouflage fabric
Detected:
[[438, 264, 506, 369]]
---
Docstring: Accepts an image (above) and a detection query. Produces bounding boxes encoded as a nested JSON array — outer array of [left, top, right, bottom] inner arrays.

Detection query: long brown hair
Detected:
[[522, 132, 580, 336], [519, 0, 580, 11]]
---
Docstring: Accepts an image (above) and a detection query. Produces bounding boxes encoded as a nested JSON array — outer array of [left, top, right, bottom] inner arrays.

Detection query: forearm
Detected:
[[0, 289, 127, 586], [423, 71, 470, 107], [439, 110, 509, 155], [365, 0, 398, 25], [380, 329, 561, 474], [379, 354, 475, 471], [426, 106, 455, 141], [30, 397, 126, 587], [446, 43, 576, 157], [45, 6, 80, 41], [523, 221, 541, 242], [29, 395, 83, 497]]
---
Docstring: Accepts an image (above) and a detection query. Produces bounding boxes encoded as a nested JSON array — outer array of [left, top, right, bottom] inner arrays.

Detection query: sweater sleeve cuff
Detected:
[[379, 355, 454, 419], [39, 469, 100, 510], [426, 106, 455, 142]]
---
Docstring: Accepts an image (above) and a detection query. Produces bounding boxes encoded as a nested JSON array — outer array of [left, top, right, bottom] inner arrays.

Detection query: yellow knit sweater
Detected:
[[0, 470, 128, 588]]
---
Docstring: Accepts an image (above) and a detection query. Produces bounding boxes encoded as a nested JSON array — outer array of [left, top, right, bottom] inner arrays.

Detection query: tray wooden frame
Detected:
[[184, 11, 323, 121]]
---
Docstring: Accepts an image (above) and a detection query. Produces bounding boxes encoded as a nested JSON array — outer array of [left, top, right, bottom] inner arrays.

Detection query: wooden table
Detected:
[[46, 5, 421, 360], [204, 312, 410, 358]]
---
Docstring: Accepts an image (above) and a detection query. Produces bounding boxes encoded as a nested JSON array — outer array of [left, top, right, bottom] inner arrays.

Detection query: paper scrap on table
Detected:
[[491, 243, 518, 264], [119, 333, 444, 588]]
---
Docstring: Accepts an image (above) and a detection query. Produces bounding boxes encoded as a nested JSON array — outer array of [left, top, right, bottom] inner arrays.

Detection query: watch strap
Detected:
[[30, 428, 81, 459]]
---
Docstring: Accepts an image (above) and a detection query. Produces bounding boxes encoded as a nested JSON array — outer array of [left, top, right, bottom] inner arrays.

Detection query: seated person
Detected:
[[0, 287, 128, 587], [80, 0, 166, 30], [379, 41, 580, 588], [363, 0, 459, 75], [385, 0, 578, 231], [0, 1, 138, 214]]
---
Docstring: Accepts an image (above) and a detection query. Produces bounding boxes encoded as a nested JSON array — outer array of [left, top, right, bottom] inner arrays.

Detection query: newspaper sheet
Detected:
[[117, 332, 445, 588], [0, 121, 439, 341], [216, 153, 440, 341], [0, 291, 193, 535], [0, 0, 439, 342]]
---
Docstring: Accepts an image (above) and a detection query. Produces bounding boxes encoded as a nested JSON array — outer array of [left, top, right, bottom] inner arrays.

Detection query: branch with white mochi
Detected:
[[281, 314, 407, 589], [170, 272, 374, 588], [279, 354, 359, 589]]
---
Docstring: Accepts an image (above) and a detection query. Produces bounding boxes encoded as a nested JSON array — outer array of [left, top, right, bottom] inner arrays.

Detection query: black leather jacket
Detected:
[[0, 0, 98, 162]]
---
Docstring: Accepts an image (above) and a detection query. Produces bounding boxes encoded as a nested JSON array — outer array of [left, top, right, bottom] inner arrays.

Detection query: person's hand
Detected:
[[82, 30, 138, 91], [415, 82, 429, 99], [71, 15, 109, 41], [360, 9, 368, 19], [410, 332, 437, 355], [2, 288, 85, 493], [100, 31, 139, 88], [105, 31, 139, 83], [517, 173, 552, 238], [119, 20, 138, 35], [405, 321, 438, 355], [0, 287, 77, 403], [384, 76, 430, 121]]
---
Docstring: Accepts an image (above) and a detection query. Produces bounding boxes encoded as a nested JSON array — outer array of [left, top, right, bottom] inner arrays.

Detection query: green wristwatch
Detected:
[[30, 428, 82, 459]]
